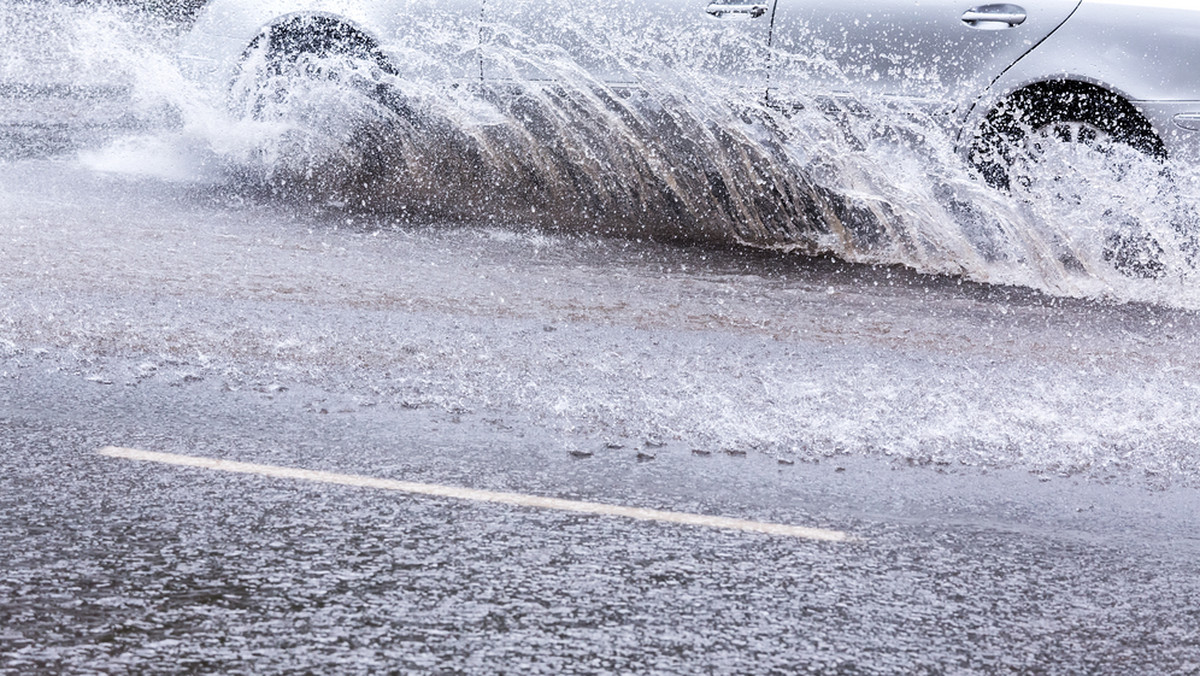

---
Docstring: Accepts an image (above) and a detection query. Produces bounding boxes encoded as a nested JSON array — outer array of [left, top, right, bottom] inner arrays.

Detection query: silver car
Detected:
[[178, 0, 1200, 189]]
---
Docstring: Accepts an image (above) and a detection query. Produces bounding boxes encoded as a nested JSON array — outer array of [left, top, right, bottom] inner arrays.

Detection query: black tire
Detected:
[[231, 16, 403, 122], [969, 81, 1165, 191], [227, 16, 417, 197], [970, 82, 1173, 278]]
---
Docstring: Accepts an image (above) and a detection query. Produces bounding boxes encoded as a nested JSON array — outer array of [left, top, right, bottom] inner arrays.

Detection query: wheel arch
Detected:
[[242, 12, 394, 73], [962, 76, 1168, 189], [179, 4, 391, 95], [973, 78, 1165, 156]]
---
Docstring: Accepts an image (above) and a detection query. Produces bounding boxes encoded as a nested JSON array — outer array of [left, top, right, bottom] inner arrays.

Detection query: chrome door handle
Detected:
[[705, 3, 770, 19], [962, 4, 1027, 28]]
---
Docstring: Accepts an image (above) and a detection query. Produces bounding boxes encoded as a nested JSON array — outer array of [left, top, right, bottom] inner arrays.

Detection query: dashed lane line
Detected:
[[99, 446, 857, 542]]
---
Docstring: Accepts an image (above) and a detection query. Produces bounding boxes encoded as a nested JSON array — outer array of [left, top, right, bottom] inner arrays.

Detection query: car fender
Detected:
[[178, 1, 380, 95], [959, 0, 1200, 159], [178, 0, 482, 99]]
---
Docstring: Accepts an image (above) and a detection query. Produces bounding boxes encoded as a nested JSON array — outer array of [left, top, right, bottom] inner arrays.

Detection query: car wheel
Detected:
[[226, 16, 414, 192], [229, 16, 402, 123], [969, 81, 1165, 192], [970, 82, 1172, 278]]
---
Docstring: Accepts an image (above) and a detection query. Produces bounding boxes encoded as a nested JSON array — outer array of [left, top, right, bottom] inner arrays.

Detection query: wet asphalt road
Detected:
[[4, 361, 1200, 674], [4, 20, 1200, 672], [2, 156, 1200, 673]]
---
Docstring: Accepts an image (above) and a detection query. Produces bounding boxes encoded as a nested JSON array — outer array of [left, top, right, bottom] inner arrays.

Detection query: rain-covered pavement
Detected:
[[5, 354, 1200, 673], [3, 1, 1200, 673]]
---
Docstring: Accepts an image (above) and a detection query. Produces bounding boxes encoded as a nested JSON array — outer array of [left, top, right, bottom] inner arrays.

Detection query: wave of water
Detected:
[[6, 3, 1200, 487], [32, 2, 1199, 308]]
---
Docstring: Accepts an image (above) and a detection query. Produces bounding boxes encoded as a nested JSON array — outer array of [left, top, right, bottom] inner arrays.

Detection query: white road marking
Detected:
[[99, 447, 856, 542]]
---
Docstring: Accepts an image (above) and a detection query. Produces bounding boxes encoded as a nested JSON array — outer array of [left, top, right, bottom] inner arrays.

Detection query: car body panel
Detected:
[[481, 0, 776, 87], [970, 0, 1200, 160], [768, 0, 1081, 112]]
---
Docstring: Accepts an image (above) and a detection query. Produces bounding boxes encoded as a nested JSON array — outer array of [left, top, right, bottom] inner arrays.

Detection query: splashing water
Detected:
[[7, 2, 1200, 488], [34, 2, 1199, 308]]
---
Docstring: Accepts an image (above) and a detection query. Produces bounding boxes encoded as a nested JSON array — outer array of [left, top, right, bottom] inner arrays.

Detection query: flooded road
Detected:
[[5, 155, 1200, 483], [3, 2, 1200, 673], [4, 155, 1200, 672]]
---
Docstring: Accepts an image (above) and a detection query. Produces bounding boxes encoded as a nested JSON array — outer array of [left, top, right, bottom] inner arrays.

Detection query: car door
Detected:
[[769, 0, 1081, 111], [481, 0, 776, 89]]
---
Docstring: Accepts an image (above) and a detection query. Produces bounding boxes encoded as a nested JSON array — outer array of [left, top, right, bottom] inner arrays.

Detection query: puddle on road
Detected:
[[3, 155, 1200, 489], [2, 2, 1200, 488]]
